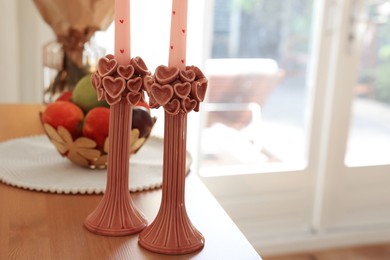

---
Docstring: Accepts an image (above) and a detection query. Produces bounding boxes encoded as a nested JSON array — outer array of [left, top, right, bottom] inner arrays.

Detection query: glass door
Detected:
[[200, 0, 315, 176], [313, 0, 390, 232], [346, 0, 390, 167]]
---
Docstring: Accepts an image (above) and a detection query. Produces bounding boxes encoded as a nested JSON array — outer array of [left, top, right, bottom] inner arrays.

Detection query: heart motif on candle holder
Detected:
[[155, 66, 179, 85], [191, 80, 207, 102], [102, 76, 126, 99], [148, 95, 160, 109], [106, 54, 115, 60], [194, 100, 201, 112], [179, 70, 196, 83], [187, 65, 206, 79], [117, 65, 135, 80], [173, 82, 191, 99], [92, 73, 102, 89], [131, 57, 149, 76], [98, 57, 118, 77], [164, 99, 181, 115], [181, 97, 197, 113], [97, 87, 105, 101], [143, 76, 154, 92], [127, 77, 142, 93], [126, 92, 142, 106], [151, 83, 174, 106], [104, 92, 121, 105]]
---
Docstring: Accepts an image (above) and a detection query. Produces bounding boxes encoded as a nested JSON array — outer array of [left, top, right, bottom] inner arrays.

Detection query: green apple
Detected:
[[72, 74, 109, 112]]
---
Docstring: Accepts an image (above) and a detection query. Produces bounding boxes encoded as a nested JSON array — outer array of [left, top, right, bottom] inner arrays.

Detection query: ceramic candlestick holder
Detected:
[[84, 55, 150, 236], [139, 65, 208, 254], [138, 112, 204, 254]]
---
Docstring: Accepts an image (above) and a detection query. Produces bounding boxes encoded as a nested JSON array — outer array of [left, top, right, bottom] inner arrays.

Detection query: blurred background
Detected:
[[1, 0, 390, 257]]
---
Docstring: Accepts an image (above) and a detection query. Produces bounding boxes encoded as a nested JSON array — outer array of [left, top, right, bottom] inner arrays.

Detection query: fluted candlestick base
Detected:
[[138, 112, 204, 254], [84, 99, 147, 236]]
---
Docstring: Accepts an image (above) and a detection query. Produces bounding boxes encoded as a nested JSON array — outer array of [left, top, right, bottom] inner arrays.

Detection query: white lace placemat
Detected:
[[0, 135, 191, 194]]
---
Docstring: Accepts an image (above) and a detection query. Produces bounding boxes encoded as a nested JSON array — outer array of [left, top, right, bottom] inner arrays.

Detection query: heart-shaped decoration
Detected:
[[97, 87, 105, 101], [126, 92, 142, 106], [143, 76, 154, 92], [181, 97, 197, 113], [194, 100, 201, 112], [155, 65, 179, 85], [117, 65, 134, 80], [186, 65, 205, 79], [179, 69, 196, 82], [131, 56, 149, 76], [173, 82, 191, 99], [148, 95, 160, 109], [104, 92, 121, 105], [150, 83, 174, 106], [105, 54, 115, 60], [102, 76, 126, 99], [164, 99, 181, 115], [127, 77, 142, 93], [191, 79, 208, 101], [91, 73, 101, 89], [98, 57, 118, 77]]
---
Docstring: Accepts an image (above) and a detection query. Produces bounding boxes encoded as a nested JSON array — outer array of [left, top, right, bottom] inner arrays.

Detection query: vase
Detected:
[[138, 111, 204, 254], [84, 99, 147, 235], [42, 37, 105, 103]]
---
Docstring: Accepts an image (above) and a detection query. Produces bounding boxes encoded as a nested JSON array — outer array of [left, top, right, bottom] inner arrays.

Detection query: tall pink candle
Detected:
[[168, 0, 188, 69], [115, 0, 131, 65]]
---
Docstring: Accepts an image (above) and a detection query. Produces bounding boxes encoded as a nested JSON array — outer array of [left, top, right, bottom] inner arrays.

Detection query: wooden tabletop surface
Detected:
[[0, 104, 261, 260]]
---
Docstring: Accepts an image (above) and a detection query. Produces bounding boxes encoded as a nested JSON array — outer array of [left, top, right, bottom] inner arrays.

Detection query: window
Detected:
[[346, 0, 390, 166], [200, 0, 315, 176]]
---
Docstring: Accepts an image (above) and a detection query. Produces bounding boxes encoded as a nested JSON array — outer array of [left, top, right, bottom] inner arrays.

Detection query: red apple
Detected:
[[82, 107, 110, 149], [42, 101, 84, 138], [135, 100, 150, 112], [56, 91, 73, 102]]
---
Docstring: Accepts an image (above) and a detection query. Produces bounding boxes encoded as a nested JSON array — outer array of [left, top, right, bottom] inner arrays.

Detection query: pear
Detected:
[[72, 74, 109, 112]]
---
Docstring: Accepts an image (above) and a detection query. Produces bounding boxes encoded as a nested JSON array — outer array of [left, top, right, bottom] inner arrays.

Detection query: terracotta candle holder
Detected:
[[139, 65, 208, 254], [84, 99, 147, 235], [84, 55, 150, 236]]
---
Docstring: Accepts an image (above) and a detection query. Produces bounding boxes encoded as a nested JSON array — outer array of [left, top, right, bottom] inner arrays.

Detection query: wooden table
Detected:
[[0, 104, 261, 260]]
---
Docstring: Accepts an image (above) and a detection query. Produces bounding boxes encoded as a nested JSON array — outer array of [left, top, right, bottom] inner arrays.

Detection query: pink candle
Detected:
[[168, 0, 188, 69], [115, 0, 131, 65]]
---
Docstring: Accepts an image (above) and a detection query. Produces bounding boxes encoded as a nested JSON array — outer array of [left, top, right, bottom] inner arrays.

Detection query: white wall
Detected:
[[0, 0, 53, 103]]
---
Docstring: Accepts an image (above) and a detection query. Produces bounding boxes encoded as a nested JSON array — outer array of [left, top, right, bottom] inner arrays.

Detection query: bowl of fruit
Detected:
[[41, 75, 156, 168]]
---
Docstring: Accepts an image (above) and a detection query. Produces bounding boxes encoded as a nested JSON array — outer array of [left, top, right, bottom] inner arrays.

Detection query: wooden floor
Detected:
[[264, 243, 390, 260]]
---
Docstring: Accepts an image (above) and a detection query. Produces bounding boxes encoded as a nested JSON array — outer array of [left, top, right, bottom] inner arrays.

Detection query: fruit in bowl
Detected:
[[41, 75, 156, 168]]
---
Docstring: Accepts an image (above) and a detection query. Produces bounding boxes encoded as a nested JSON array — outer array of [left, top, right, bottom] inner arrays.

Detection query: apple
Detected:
[[42, 101, 84, 138], [132, 107, 154, 138], [82, 107, 110, 149], [135, 100, 150, 112], [56, 91, 72, 102], [72, 74, 109, 112]]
